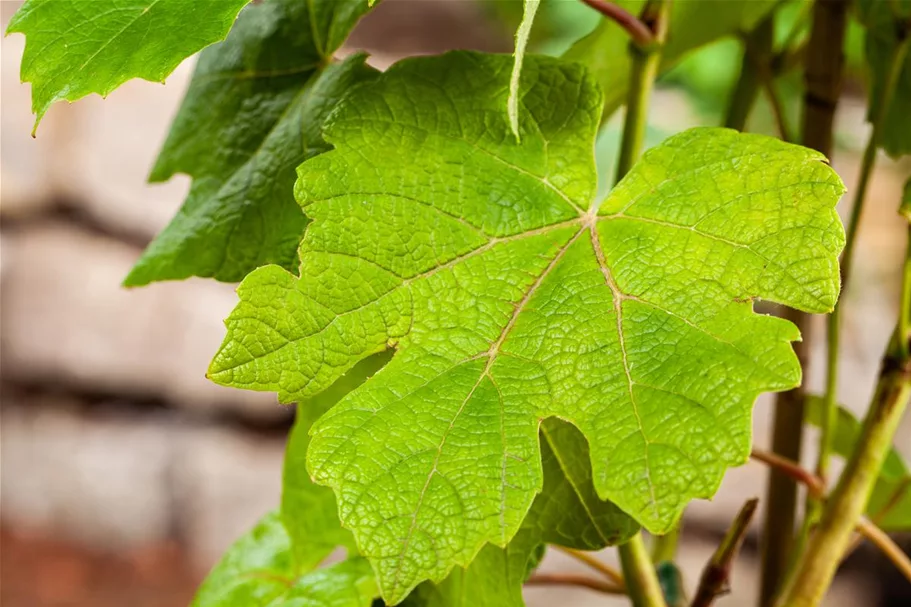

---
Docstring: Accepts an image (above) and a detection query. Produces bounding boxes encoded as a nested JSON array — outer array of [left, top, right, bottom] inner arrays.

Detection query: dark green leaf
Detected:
[[124, 0, 377, 285], [6, 0, 250, 131]]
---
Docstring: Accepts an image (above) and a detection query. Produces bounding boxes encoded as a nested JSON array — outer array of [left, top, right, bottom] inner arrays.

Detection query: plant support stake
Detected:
[[758, 1, 850, 604]]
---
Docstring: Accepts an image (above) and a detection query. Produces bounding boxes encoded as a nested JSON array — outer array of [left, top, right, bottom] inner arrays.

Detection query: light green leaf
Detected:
[[416, 420, 637, 607], [208, 52, 844, 602], [190, 512, 377, 607], [564, 0, 778, 119], [124, 0, 377, 285], [509, 0, 541, 139], [857, 0, 911, 158], [6, 0, 250, 132], [806, 395, 911, 530]]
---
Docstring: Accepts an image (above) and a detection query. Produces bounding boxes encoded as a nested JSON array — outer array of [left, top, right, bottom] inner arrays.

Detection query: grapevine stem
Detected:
[[614, 0, 668, 183], [619, 533, 668, 607], [758, 1, 850, 604], [650, 523, 682, 564], [723, 14, 774, 131], [555, 546, 626, 587]]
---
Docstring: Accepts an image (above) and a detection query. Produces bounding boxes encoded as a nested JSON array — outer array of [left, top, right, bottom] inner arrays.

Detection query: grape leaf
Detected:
[[857, 0, 911, 158], [208, 51, 844, 601], [805, 396, 911, 530], [564, 0, 778, 119], [124, 0, 377, 285], [6, 0, 250, 132]]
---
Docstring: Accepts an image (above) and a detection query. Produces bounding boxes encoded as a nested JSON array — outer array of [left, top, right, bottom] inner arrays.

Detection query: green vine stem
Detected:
[[613, 3, 670, 603], [724, 14, 775, 131], [650, 523, 682, 564], [614, 0, 668, 182], [757, 1, 849, 605], [619, 533, 668, 607]]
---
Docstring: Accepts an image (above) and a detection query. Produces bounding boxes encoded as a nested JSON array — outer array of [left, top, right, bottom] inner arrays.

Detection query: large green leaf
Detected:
[[857, 0, 911, 158], [564, 0, 778, 119], [208, 52, 844, 601], [806, 396, 911, 530], [6, 0, 250, 132], [124, 0, 376, 285]]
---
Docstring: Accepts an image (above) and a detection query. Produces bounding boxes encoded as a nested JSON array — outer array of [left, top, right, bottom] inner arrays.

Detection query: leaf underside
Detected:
[[208, 51, 845, 602], [124, 0, 376, 285], [7, 0, 250, 131]]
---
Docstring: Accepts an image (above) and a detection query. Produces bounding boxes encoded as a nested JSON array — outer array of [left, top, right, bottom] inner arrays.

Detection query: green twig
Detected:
[[651, 523, 682, 564], [758, 2, 850, 604], [620, 533, 669, 607], [762, 79, 794, 143], [614, 0, 668, 182], [691, 498, 759, 607], [724, 15, 775, 131]]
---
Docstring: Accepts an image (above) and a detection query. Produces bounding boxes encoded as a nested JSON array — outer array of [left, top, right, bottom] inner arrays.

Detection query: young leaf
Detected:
[[6, 0, 250, 132], [124, 0, 377, 286], [190, 511, 377, 607], [208, 52, 844, 602], [805, 395, 911, 530], [564, 0, 777, 120], [857, 0, 911, 158], [415, 420, 637, 606], [509, 0, 541, 139]]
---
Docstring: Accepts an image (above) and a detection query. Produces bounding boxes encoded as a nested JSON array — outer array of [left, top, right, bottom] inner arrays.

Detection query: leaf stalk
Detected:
[[614, 0, 669, 183], [619, 533, 669, 607], [579, 0, 655, 47]]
